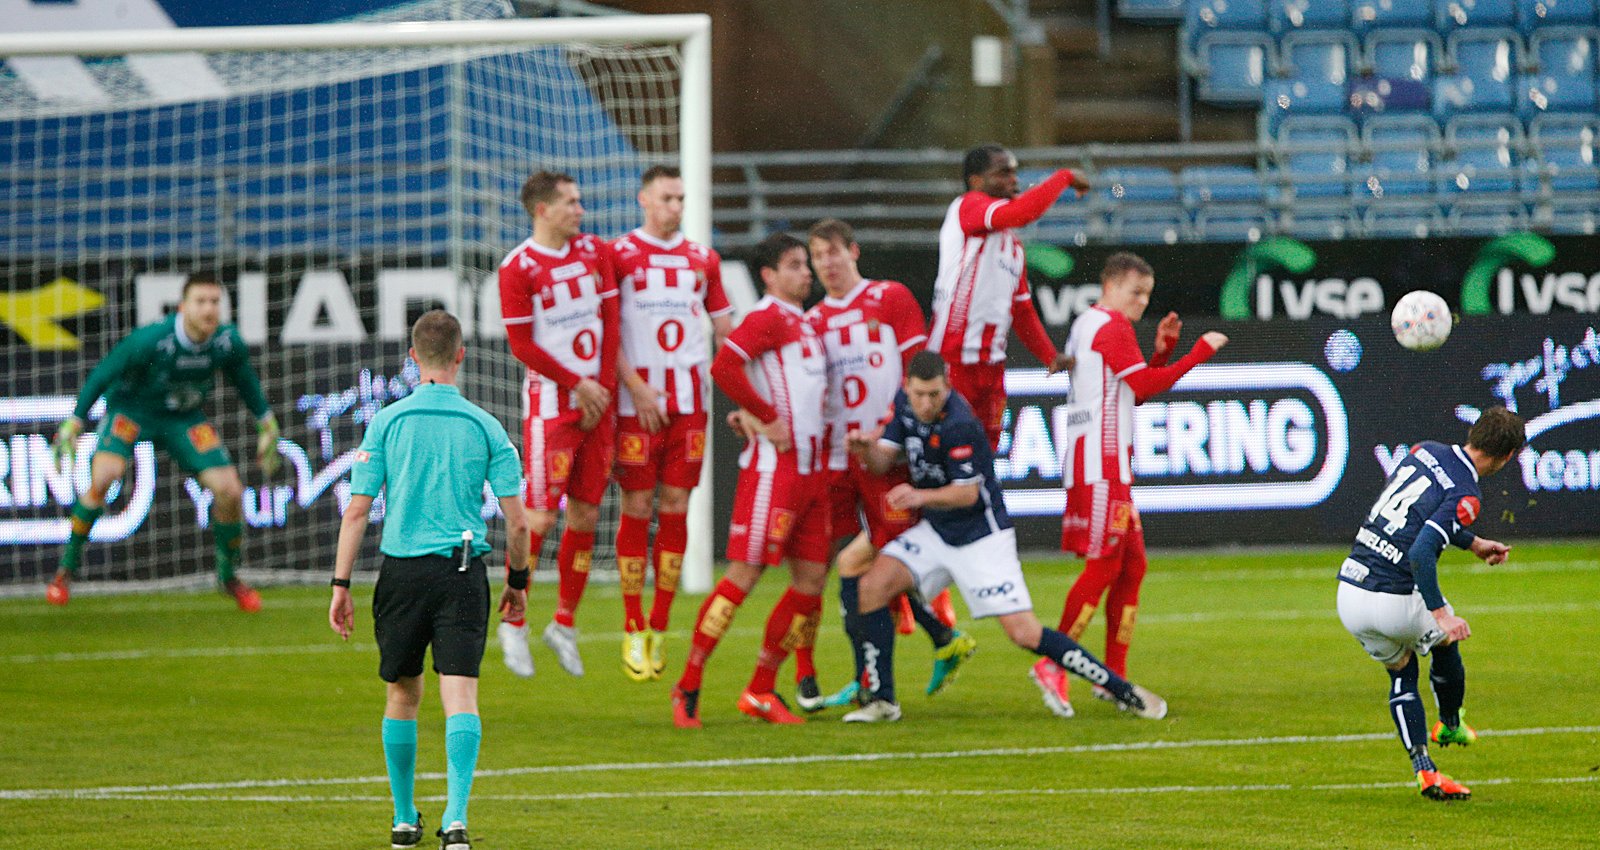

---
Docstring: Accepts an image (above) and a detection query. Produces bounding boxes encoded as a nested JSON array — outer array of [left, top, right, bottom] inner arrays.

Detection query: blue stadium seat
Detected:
[[1119, 0, 1185, 20], [1363, 200, 1448, 236], [1515, 0, 1597, 33], [1523, 29, 1599, 119], [1277, 116, 1358, 198], [1181, 165, 1270, 204], [1195, 204, 1272, 241], [1436, 0, 1518, 32], [1545, 199, 1600, 232], [1531, 113, 1600, 191], [1272, 31, 1357, 114], [1195, 33, 1274, 103], [1434, 28, 1522, 119], [1110, 209, 1187, 243], [1353, 0, 1434, 32], [1449, 199, 1531, 232], [1100, 166, 1181, 202], [1367, 29, 1444, 82], [1030, 207, 1096, 245], [1284, 204, 1363, 238], [1186, 0, 1269, 51], [1362, 114, 1443, 197], [1270, 0, 1352, 35], [1444, 115, 1527, 193]]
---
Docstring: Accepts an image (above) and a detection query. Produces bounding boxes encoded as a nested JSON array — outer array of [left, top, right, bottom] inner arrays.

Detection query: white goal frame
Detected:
[[0, 14, 717, 594]]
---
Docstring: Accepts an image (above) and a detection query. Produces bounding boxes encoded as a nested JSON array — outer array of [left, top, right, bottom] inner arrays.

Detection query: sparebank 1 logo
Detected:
[[1459, 233, 1600, 315], [1218, 237, 1386, 320]]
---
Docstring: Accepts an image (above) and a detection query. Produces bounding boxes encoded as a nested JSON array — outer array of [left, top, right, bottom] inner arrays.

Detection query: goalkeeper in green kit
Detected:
[[47, 273, 284, 611]]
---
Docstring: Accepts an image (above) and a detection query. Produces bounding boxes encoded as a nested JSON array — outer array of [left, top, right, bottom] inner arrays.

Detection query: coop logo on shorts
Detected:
[[997, 363, 1350, 516], [974, 581, 1015, 599], [0, 396, 157, 545]]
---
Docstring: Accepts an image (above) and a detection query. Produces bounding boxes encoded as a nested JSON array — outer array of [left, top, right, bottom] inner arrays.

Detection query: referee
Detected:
[[329, 310, 529, 850]]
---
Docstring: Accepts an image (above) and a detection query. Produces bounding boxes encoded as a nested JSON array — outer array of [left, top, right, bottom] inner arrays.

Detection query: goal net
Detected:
[[0, 1, 713, 597]]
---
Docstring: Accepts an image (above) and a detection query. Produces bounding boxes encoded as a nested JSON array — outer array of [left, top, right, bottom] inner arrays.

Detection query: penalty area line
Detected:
[[3, 725, 1597, 801]]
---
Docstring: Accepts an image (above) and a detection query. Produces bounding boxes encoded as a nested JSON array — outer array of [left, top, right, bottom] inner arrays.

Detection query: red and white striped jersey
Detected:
[[610, 229, 733, 416], [723, 295, 829, 474], [927, 191, 1033, 365], [498, 234, 618, 419], [1060, 306, 1147, 487], [805, 279, 928, 471]]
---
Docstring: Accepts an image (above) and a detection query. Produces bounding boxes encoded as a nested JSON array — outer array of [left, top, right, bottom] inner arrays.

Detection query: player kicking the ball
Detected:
[[48, 272, 281, 610], [838, 351, 1166, 723], [1336, 407, 1524, 801], [610, 166, 734, 681]]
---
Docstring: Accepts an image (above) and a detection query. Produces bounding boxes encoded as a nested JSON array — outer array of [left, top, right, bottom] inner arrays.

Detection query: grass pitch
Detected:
[[3, 541, 1597, 849]]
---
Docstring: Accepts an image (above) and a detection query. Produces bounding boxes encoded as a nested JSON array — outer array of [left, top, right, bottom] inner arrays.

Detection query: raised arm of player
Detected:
[[1148, 312, 1182, 368], [1096, 319, 1227, 404], [960, 169, 1087, 235]]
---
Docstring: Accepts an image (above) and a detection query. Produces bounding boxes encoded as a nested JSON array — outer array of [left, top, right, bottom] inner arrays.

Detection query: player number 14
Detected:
[[1366, 465, 1431, 535]]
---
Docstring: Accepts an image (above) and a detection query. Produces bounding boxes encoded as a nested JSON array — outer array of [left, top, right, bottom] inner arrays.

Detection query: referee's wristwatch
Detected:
[[330, 577, 351, 588]]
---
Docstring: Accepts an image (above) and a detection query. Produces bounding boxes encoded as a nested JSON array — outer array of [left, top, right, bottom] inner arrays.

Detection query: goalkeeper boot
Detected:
[[1029, 657, 1074, 718], [821, 679, 862, 709], [931, 588, 957, 628], [842, 698, 902, 723], [437, 821, 471, 850], [893, 593, 915, 635], [496, 621, 535, 678], [222, 578, 262, 613], [671, 686, 701, 729], [391, 812, 424, 849], [795, 675, 827, 713], [926, 629, 978, 696], [646, 629, 666, 679], [737, 689, 805, 724], [542, 621, 584, 677], [1117, 683, 1169, 720], [1417, 770, 1471, 801], [45, 571, 70, 607], [622, 631, 651, 682], [1431, 710, 1478, 747]]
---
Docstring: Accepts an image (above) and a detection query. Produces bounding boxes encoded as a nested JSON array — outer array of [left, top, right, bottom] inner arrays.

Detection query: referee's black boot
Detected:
[[438, 821, 470, 850]]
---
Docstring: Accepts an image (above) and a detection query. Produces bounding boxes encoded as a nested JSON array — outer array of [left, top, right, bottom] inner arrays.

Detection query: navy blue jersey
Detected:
[[1341, 441, 1482, 595], [880, 389, 1012, 546]]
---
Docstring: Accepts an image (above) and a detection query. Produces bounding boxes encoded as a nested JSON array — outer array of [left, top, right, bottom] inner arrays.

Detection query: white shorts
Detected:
[[879, 521, 1032, 619], [1336, 572, 1450, 667]]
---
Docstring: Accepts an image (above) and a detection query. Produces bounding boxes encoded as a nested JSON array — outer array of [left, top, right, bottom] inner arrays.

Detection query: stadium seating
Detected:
[[1523, 28, 1599, 118], [1443, 114, 1526, 192], [1181, 164, 1271, 203], [1110, 208, 1188, 243], [1187, 0, 1269, 52], [1194, 204, 1272, 240], [1434, 28, 1523, 119], [1100, 166, 1182, 202], [1514, 0, 1597, 33], [1277, 116, 1359, 197], [1363, 199, 1448, 235], [1362, 114, 1443, 197], [1353, 0, 1434, 34], [1119, 0, 1185, 19], [1546, 198, 1600, 231], [1437, 0, 1518, 32], [1530, 112, 1600, 190], [1367, 29, 1444, 82], [1450, 197, 1532, 230], [1283, 204, 1363, 237], [1195, 32, 1274, 102], [1270, 0, 1352, 35]]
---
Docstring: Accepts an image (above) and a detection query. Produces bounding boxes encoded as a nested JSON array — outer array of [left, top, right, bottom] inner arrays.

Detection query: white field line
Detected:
[[12, 598, 1600, 665], [63, 774, 1600, 804], [2, 559, 1595, 617], [3, 725, 1595, 801]]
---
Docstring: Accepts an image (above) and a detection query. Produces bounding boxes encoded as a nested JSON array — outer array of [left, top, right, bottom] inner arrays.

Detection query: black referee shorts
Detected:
[[372, 551, 490, 682]]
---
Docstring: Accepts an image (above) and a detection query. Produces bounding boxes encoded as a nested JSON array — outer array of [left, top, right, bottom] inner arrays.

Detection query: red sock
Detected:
[[1102, 536, 1147, 679], [616, 513, 651, 632], [793, 593, 823, 681], [677, 578, 747, 693], [1059, 553, 1121, 638], [749, 587, 812, 694], [503, 528, 544, 627], [553, 528, 595, 628], [649, 512, 688, 632]]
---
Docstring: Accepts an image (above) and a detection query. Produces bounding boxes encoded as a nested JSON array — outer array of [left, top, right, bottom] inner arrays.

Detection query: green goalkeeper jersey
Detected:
[[72, 314, 271, 421]]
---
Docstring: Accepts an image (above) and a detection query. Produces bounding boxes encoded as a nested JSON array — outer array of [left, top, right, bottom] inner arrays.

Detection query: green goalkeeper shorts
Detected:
[[93, 406, 233, 474]]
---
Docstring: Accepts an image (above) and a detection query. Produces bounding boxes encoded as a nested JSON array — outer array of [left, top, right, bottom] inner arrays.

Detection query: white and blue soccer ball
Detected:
[[1390, 290, 1452, 352]]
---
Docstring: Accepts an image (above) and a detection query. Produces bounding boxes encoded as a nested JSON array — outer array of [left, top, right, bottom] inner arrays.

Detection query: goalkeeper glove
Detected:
[[255, 413, 282, 477], [52, 418, 85, 467]]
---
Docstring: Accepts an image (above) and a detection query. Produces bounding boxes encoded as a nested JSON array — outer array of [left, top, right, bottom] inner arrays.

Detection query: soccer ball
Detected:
[[1390, 290, 1452, 352]]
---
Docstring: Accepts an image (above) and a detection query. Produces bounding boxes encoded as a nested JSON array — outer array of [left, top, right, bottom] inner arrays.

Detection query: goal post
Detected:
[[0, 11, 715, 596]]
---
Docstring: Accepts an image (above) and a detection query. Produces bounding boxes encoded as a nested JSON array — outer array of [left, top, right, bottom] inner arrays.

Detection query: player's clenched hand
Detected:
[[885, 483, 923, 511], [758, 416, 792, 453], [52, 418, 85, 466], [1470, 537, 1510, 566], [255, 413, 282, 477], [846, 425, 883, 457], [1201, 331, 1229, 350], [1047, 352, 1074, 375], [498, 586, 527, 624], [329, 585, 354, 641], [629, 382, 668, 434], [1155, 312, 1182, 356], [1068, 170, 1092, 198], [1432, 609, 1471, 644]]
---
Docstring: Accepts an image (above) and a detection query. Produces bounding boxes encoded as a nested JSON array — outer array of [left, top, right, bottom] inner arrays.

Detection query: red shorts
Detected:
[[828, 463, 917, 549], [1061, 479, 1143, 560], [613, 411, 708, 492], [728, 455, 831, 567], [949, 362, 1007, 450], [523, 409, 615, 511]]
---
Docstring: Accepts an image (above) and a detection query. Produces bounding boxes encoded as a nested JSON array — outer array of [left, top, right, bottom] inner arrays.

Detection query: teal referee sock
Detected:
[[441, 713, 481, 828], [381, 717, 418, 826]]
